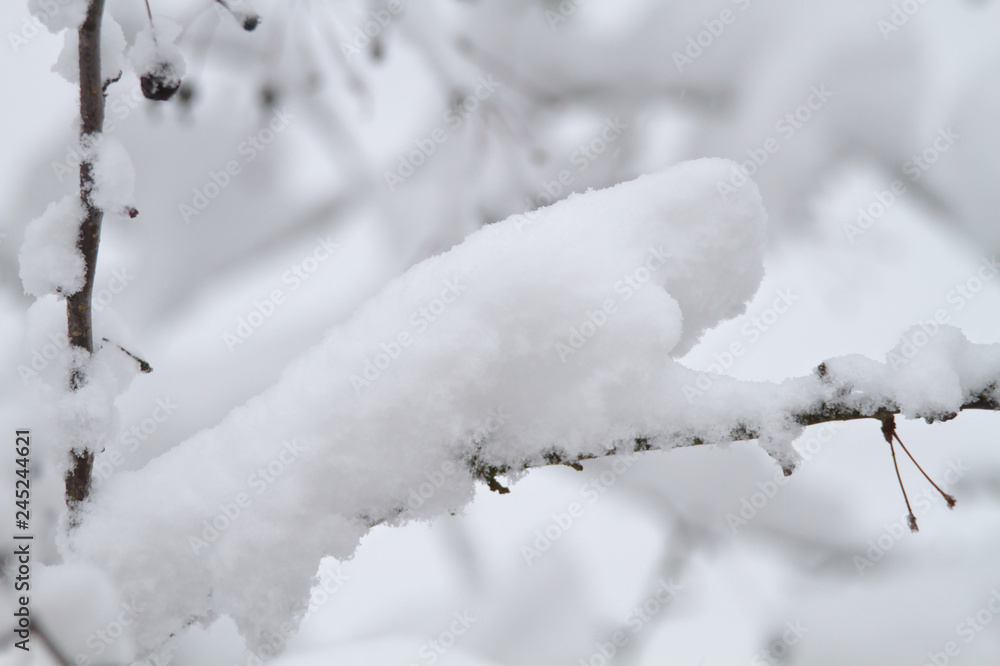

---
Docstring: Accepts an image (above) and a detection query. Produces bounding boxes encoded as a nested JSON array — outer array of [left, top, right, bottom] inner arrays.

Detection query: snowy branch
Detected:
[[13, 3, 1000, 663], [478, 373, 1000, 493], [65, 161, 1000, 656], [64, 0, 107, 513]]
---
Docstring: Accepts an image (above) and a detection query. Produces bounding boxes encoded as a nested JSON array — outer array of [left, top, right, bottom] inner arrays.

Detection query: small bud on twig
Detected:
[[102, 337, 153, 374], [215, 0, 262, 32]]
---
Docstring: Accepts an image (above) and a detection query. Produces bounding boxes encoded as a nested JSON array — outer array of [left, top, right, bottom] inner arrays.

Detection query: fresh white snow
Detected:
[[69, 158, 770, 651], [63, 158, 1000, 656], [19, 195, 85, 297]]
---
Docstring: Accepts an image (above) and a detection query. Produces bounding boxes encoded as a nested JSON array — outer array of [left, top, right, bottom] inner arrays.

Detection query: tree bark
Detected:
[[65, 0, 107, 514]]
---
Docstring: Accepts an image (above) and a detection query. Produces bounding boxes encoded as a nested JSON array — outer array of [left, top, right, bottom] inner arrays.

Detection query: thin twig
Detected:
[[893, 433, 957, 508], [101, 337, 153, 373], [887, 425, 918, 532]]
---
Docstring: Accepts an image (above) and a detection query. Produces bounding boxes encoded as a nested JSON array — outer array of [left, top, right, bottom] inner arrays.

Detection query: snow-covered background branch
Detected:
[[2, 0, 1000, 664]]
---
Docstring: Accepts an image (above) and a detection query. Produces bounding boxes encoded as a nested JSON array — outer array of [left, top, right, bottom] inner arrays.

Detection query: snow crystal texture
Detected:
[[19, 196, 85, 298], [70, 158, 768, 652]]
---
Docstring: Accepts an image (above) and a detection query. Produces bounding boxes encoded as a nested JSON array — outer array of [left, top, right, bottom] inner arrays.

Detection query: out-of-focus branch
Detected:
[[65, 0, 107, 515], [31, 620, 72, 666]]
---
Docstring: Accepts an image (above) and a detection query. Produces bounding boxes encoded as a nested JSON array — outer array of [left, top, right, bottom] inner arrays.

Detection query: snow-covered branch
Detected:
[[19, 0, 185, 516], [488, 370, 1000, 492], [64, 0, 108, 512], [61, 159, 1000, 657]]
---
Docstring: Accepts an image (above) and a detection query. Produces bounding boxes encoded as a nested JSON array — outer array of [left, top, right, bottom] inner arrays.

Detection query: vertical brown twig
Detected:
[[65, 0, 107, 516]]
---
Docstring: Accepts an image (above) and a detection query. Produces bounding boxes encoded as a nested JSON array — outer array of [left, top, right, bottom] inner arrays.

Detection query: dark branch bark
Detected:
[[66, 0, 107, 514]]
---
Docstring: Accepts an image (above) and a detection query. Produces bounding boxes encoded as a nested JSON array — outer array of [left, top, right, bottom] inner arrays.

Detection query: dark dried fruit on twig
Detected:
[[141, 61, 182, 101]]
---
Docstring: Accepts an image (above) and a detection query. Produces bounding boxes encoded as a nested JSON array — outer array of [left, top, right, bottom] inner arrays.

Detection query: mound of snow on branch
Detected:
[[69, 158, 771, 653]]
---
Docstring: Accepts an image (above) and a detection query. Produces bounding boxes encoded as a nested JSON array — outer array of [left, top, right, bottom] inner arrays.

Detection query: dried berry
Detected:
[[141, 62, 182, 101]]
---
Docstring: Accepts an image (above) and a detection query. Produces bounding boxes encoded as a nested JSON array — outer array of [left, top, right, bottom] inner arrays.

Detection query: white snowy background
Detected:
[[1, 0, 1000, 664]]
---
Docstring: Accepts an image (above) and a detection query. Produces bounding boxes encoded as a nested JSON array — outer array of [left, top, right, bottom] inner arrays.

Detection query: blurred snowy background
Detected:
[[2, 0, 1000, 664]]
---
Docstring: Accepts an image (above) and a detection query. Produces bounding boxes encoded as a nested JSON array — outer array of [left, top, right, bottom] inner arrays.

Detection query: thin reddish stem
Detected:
[[894, 433, 957, 509], [889, 437, 919, 532]]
